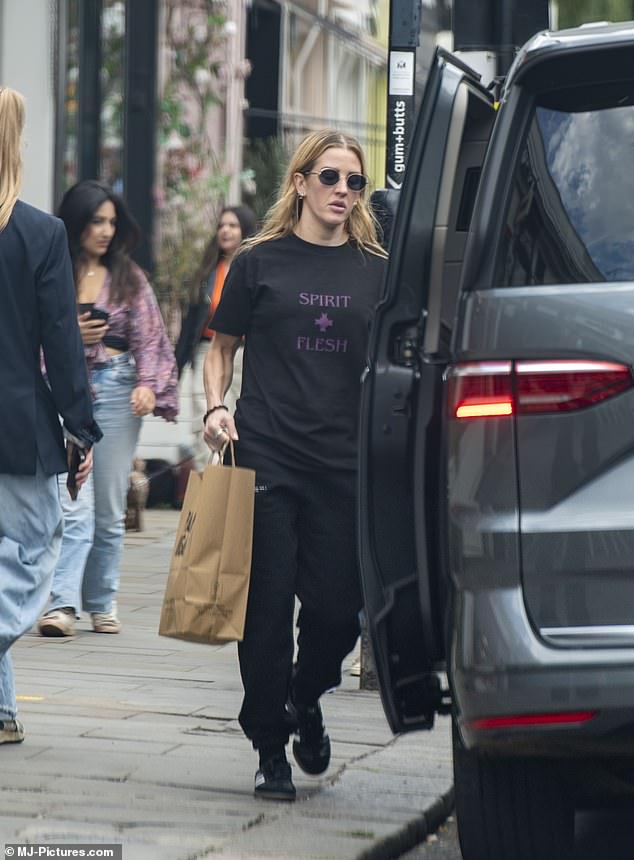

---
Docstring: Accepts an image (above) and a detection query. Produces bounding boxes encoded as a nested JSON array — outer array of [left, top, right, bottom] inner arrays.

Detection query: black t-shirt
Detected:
[[212, 233, 387, 471]]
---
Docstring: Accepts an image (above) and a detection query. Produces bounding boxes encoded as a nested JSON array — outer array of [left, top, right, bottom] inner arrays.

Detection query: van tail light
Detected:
[[450, 362, 513, 419], [449, 360, 633, 419], [515, 361, 633, 413], [468, 710, 597, 730]]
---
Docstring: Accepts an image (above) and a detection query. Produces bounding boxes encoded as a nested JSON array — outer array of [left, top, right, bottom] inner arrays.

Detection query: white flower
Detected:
[[166, 131, 184, 152], [194, 67, 212, 90]]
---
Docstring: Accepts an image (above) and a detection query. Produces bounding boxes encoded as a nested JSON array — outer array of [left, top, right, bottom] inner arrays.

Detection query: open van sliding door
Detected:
[[358, 51, 495, 733]]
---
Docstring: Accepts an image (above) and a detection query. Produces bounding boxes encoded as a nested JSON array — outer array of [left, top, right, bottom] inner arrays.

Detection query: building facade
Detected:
[[246, 0, 388, 190]]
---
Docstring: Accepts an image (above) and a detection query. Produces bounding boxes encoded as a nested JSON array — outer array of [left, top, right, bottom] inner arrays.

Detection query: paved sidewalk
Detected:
[[1, 509, 453, 860]]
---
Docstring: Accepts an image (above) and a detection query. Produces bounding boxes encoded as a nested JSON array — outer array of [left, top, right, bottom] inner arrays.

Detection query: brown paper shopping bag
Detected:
[[159, 443, 255, 644]]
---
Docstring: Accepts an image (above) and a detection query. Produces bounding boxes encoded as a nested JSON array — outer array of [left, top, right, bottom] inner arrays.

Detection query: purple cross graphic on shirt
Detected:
[[314, 312, 333, 333]]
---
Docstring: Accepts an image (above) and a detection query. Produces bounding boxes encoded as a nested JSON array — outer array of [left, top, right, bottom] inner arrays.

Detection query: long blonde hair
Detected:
[[0, 87, 24, 232], [242, 129, 387, 258]]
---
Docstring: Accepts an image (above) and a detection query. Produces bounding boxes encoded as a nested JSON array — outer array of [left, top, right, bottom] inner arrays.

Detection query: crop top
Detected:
[[78, 302, 128, 351]]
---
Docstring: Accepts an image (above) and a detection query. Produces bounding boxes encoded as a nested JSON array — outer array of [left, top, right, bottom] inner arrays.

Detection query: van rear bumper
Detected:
[[451, 586, 634, 755]]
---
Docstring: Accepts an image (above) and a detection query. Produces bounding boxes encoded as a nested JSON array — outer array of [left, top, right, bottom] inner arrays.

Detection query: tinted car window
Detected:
[[496, 83, 634, 285]]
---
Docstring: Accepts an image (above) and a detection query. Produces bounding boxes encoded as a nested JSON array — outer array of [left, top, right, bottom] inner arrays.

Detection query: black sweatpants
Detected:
[[235, 446, 362, 751]]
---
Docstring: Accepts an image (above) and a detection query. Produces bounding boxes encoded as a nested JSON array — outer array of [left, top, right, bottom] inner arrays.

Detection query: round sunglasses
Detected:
[[303, 168, 368, 192]]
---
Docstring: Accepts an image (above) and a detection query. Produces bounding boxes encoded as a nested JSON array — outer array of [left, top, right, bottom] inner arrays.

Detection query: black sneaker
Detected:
[[254, 754, 296, 801], [289, 699, 331, 776]]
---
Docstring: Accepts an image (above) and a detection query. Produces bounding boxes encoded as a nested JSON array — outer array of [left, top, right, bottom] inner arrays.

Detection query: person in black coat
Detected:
[[0, 86, 101, 746]]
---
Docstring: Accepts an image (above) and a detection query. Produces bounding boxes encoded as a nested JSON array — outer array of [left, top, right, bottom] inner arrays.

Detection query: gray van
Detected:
[[359, 21, 634, 860]]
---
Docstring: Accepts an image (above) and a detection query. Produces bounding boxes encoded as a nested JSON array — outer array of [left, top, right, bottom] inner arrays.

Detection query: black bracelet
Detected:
[[203, 405, 228, 425]]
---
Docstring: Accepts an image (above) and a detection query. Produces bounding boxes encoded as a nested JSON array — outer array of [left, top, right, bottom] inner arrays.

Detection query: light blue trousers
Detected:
[[0, 462, 63, 720], [48, 353, 141, 615]]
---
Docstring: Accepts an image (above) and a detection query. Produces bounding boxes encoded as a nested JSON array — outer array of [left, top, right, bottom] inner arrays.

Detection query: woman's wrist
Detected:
[[203, 404, 228, 424]]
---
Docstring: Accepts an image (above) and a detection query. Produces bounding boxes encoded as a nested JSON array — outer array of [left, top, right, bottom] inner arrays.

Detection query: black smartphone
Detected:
[[89, 308, 109, 323], [66, 442, 86, 501]]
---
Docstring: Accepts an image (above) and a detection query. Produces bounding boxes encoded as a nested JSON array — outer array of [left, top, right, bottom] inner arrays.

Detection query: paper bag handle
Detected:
[[208, 438, 236, 468]]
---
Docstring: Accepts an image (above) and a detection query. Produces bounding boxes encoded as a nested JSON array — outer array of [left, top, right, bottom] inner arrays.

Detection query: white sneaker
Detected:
[[91, 606, 121, 634], [0, 718, 24, 744], [38, 607, 76, 637]]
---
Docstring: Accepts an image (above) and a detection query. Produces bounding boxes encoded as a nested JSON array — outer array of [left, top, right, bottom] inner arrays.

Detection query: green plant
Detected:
[[242, 137, 290, 221]]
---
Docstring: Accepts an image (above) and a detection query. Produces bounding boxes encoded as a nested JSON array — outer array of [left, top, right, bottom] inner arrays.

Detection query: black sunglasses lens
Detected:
[[318, 169, 339, 186], [347, 174, 367, 191], [315, 169, 367, 191]]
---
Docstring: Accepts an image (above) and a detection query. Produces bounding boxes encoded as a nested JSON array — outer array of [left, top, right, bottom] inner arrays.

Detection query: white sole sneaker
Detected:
[[91, 612, 122, 633], [38, 608, 76, 637], [0, 718, 24, 744]]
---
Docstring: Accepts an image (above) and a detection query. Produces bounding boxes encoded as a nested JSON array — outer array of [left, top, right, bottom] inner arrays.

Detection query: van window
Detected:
[[496, 84, 634, 285]]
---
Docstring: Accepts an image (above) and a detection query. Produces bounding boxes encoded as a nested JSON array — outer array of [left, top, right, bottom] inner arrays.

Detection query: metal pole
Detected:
[[53, 0, 69, 205], [496, 0, 515, 77], [123, 0, 159, 272], [78, 0, 102, 182], [359, 0, 422, 690], [225, 0, 248, 204], [385, 0, 421, 189]]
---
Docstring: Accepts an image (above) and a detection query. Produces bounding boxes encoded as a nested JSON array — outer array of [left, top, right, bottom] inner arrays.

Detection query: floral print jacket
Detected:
[[87, 264, 178, 421]]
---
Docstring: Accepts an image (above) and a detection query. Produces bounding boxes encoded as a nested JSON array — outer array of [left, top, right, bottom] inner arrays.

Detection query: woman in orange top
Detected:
[[177, 205, 256, 467]]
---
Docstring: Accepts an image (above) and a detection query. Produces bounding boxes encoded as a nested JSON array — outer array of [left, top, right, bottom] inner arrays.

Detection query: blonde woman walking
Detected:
[[202, 129, 387, 800]]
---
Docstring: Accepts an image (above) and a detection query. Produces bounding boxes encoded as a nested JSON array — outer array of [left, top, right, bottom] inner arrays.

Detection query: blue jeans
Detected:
[[48, 353, 141, 615], [0, 461, 63, 719]]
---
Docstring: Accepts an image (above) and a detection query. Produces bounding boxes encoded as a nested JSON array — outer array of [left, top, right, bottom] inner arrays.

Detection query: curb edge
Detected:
[[354, 785, 455, 860]]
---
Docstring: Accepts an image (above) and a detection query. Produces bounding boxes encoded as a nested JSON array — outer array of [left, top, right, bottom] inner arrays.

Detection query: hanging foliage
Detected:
[[154, 0, 230, 314]]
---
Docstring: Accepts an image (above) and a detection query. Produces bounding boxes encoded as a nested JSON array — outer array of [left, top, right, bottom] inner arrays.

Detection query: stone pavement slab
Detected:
[[2, 509, 453, 859]]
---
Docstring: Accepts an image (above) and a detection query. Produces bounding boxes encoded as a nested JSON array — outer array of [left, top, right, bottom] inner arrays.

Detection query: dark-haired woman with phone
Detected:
[[37, 180, 177, 638]]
